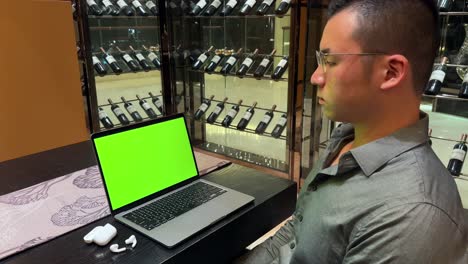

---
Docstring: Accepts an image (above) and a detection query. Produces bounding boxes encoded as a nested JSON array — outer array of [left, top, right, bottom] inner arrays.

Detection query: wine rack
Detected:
[[163, 0, 298, 174]]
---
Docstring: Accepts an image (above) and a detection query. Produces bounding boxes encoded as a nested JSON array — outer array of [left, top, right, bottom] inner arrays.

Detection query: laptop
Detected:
[[91, 113, 254, 248]]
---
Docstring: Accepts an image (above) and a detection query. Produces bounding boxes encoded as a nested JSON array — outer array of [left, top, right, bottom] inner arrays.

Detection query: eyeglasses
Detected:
[[315, 50, 387, 73]]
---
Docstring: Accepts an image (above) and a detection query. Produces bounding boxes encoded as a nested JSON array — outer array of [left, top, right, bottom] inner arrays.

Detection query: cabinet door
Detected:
[[81, 0, 166, 132], [164, 0, 295, 174]]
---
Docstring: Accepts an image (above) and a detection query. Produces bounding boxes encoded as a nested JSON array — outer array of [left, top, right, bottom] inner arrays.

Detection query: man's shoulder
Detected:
[[371, 144, 467, 235]]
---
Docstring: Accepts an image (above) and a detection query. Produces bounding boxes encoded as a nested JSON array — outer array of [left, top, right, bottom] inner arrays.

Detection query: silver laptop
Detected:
[[91, 113, 254, 248]]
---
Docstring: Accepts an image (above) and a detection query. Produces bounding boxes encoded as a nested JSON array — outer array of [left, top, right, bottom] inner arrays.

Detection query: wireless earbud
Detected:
[[109, 244, 126, 253], [125, 235, 137, 248]]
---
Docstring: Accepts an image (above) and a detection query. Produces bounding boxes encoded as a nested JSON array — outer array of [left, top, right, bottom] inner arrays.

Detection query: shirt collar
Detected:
[[345, 111, 429, 177]]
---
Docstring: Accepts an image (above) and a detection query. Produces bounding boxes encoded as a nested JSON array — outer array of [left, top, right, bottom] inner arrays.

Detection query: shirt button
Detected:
[[290, 242, 296, 249], [297, 214, 303, 222], [307, 184, 317, 191]]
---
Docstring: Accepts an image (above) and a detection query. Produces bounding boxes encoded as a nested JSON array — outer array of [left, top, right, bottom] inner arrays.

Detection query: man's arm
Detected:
[[343, 203, 467, 264], [238, 217, 296, 264]]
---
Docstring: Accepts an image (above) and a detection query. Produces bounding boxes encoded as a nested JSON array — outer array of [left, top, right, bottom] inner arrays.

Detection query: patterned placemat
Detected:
[[0, 151, 230, 260]]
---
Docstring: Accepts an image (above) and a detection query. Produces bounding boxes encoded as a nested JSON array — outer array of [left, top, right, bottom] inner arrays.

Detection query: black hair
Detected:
[[328, 0, 440, 94]]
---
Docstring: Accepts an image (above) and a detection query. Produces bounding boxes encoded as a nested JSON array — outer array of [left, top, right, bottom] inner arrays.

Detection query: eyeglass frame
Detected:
[[315, 50, 388, 73]]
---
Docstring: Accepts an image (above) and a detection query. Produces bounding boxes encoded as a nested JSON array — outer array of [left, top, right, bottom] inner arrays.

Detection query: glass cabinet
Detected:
[[77, 0, 304, 178], [163, 0, 300, 175]]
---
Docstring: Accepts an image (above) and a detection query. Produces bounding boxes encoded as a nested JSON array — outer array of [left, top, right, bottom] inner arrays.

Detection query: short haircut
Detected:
[[328, 0, 440, 94]]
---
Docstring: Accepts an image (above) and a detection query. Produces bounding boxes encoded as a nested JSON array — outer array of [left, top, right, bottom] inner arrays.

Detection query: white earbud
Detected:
[[125, 235, 137, 248], [109, 244, 126, 253]]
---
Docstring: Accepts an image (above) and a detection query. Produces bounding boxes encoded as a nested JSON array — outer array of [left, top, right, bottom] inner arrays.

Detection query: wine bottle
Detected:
[[180, 0, 196, 15], [239, 0, 256, 15], [116, 0, 135, 15], [275, 0, 291, 16], [255, 104, 276, 134], [87, 0, 104, 15], [100, 47, 123, 74], [271, 113, 287, 138], [143, 45, 161, 69], [129, 45, 151, 71], [204, 0, 222, 15], [108, 98, 130, 125], [98, 107, 114, 129], [121, 96, 143, 122], [136, 95, 157, 118], [190, 0, 208, 15], [173, 44, 186, 66], [424, 57, 449, 96], [220, 0, 238, 16], [192, 46, 214, 70], [102, 0, 120, 15], [254, 49, 276, 79], [236, 48, 259, 77], [237, 101, 257, 130], [221, 99, 243, 127], [116, 46, 140, 72], [438, 0, 454, 12], [131, 0, 149, 15], [271, 55, 289, 80], [149, 92, 164, 114], [207, 97, 229, 123], [205, 48, 225, 73], [447, 134, 467, 176], [92, 55, 107, 76], [194, 95, 215, 120], [459, 71, 468, 99], [256, 0, 274, 15], [145, 0, 159, 15], [220, 48, 243, 75]]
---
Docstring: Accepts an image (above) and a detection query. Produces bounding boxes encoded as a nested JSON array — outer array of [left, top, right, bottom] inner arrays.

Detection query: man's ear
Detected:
[[380, 55, 408, 91]]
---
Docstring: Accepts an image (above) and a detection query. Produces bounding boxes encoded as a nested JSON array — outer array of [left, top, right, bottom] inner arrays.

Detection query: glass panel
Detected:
[[165, 0, 292, 172], [83, 0, 165, 131]]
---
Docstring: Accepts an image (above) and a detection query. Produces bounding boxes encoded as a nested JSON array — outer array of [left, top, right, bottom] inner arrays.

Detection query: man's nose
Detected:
[[310, 67, 325, 87]]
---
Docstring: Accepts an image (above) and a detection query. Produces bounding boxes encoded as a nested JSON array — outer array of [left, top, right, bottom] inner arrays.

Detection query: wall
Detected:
[[0, 1, 88, 162]]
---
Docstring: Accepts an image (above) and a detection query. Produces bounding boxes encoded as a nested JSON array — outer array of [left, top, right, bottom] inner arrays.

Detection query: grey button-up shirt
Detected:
[[243, 112, 468, 263]]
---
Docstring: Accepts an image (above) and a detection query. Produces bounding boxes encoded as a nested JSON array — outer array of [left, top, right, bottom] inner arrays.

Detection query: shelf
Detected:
[[98, 94, 163, 108], [89, 25, 160, 30], [94, 68, 161, 77], [98, 115, 160, 131], [434, 63, 468, 68], [196, 141, 288, 172], [183, 14, 290, 19], [439, 12, 468, 16], [88, 15, 159, 19], [189, 69, 288, 82], [190, 114, 287, 140], [208, 98, 287, 114], [422, 94, 468, 103]]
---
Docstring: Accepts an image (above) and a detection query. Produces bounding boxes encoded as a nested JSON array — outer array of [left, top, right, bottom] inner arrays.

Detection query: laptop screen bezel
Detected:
[[91, 113, 200, 215]]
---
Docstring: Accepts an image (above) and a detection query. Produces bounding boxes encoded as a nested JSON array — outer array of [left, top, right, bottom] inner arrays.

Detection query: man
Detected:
[[239, 0, 468, 263]]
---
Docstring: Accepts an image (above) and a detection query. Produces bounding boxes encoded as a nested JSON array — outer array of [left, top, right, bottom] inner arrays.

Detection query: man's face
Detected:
[[311, 10, 380, 123]]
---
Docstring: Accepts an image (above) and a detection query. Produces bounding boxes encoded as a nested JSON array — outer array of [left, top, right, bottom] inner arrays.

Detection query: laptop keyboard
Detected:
[[122, 182, 227, 230]]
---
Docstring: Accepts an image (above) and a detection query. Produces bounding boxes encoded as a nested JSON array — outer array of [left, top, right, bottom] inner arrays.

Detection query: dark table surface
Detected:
[[0, 141, 297, 264]]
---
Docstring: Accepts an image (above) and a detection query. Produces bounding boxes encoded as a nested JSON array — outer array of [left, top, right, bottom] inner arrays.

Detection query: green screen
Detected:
[[93, 117, 198, 210]]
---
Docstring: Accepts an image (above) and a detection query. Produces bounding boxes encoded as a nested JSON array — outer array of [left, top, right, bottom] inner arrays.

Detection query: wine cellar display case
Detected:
[[76, 0, 306, 182]]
